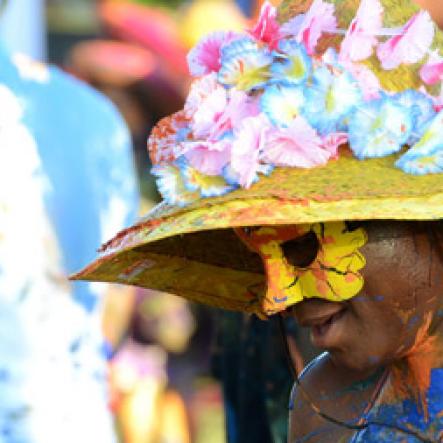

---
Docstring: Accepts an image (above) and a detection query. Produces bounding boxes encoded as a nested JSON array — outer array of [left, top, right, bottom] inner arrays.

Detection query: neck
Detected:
[[386, 314, 443, 419]]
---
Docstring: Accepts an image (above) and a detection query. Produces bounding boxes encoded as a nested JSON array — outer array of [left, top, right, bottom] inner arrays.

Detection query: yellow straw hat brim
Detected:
[[72, 150, 443, 313]]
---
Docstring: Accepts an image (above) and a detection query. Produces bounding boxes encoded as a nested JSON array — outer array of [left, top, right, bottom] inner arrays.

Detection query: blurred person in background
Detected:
[[65, 1, 310, 443], [0, 0, 139, 441], [108, 289, 196, 443]]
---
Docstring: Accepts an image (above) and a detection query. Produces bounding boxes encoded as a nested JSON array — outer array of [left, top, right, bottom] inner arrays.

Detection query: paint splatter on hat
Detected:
[[73, 0, 443, 316]]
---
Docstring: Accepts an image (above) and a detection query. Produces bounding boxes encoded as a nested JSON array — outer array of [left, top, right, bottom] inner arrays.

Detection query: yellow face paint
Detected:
[[235, 221, 367, 315]]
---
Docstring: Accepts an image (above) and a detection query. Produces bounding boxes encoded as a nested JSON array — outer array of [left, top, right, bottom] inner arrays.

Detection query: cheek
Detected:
[[353, 237, 438, 358], [361, 240, 419, 311], [337, 297, 414, 370]]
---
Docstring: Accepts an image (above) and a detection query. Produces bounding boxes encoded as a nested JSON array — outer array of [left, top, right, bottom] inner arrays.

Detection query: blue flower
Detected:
[[396, 110, 443, 175], [258, 163, 274, 176], [303, 66, 362, 135], [222, 163, 272, 188], [218, 37, 272, 91], [348, 97, 413, 159], [221, 37, 257, 58], [270, 40, 312, 85], [176, 126, 192, 143], [396, 147, 443, 175], [179, 159, 235, 198], [222, 164, 243, 187], [260, 83, 305, 127], [393, 90, 436, 144], [151, 162, 199, 207]]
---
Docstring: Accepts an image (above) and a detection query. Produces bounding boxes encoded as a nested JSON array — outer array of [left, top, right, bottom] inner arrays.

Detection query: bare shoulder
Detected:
[[288, 352, 332, 442], [288, 352, 363, 443]]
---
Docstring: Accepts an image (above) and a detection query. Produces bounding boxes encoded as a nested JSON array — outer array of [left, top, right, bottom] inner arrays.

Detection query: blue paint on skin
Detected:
[[274, 295, 288, 303], [352, 294, 385, 303], [367, 356, 381, 365], [297, 426, 333, 442], [407, 315, 420, 328], [352, 369, 443, 442], [351, 295, 367, 303]]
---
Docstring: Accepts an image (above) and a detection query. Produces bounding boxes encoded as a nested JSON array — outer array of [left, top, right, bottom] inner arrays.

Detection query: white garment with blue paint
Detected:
[[0, 47, 139, 442]]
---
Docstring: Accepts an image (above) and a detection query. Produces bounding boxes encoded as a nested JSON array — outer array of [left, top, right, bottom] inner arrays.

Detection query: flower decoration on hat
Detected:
[[149, 0, 443, 207], [281, 0, 337, 55], [235, 222, 367, 316], [396, 111, 443, 174]]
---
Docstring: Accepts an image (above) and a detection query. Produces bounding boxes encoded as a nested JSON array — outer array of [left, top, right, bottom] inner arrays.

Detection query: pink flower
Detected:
[[377, 11, 435, 70], [191, 84, 228, 139], [339, 0, 383, 62], [182, 139, 231, 176], [184, 73, 225, 118], [420, 51, 443, 85], [187, 31, 240, 77], [281, 0, 337, 55], [231, 115, 271, 188], [321, 132, 348, 158], [262, 117, 331, 168], [217, 89, 259, 135], [248, 1, 281, 49], [342, 61, 381, 100], [193, 88, 259, 141]]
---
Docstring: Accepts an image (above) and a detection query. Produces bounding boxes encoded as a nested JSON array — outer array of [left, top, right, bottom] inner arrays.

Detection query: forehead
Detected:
[[351, 220, 440, 242], [247, 221, 443, 260], [243, 221, 443, 256], [251, 221, 418, 238], [350, 221, 413, 240]]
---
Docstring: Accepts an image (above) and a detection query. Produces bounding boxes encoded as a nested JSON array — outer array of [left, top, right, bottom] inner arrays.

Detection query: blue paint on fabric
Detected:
[[352, 369, 443, 442]]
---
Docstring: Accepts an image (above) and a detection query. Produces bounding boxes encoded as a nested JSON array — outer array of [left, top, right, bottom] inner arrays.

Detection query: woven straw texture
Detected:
[[73, 0, 443, 313]]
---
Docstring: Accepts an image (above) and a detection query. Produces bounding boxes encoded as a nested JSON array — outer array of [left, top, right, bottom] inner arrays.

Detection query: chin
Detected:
[[329, 348, 383, 375]]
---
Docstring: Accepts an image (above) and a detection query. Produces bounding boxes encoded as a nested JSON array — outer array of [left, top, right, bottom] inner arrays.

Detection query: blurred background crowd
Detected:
[[0, 1, 319, 443]]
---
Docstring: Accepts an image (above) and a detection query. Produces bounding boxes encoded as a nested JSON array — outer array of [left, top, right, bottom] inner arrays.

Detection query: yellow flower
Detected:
[[235, 221, 367, 315]]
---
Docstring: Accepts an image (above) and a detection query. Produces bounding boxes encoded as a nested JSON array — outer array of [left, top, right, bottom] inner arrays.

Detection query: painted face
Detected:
[[293, 221, 443, 372], [235, 221, 367, 315]]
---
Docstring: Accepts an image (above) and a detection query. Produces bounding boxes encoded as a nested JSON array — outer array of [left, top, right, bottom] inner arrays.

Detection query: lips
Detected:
[[294, 299, 348, 348]]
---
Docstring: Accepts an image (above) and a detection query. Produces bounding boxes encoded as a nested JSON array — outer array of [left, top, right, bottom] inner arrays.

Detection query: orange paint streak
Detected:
[[234, 225, 307, 250], [344, 273, 357, 283], [148, 111, 191, 164], [391, 314, 436, 421], [238, 60, 245, 75], [99, 218, 164, 253], [322, 235, 336, 245]]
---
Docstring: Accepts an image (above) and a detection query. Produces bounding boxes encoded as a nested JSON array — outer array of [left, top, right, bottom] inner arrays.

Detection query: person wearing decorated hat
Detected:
[[74, 0, 443, 440]]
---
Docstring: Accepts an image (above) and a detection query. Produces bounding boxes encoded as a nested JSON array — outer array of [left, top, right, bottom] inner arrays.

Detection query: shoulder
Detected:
[[0, 49, 132, 154], [48, 65, 130, 141], [8, 51, 129, 144], [288, 352, 375, 442]]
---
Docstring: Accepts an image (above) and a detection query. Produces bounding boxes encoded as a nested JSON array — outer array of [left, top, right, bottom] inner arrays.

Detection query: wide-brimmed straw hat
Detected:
[[73, 0, 443, 316]]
